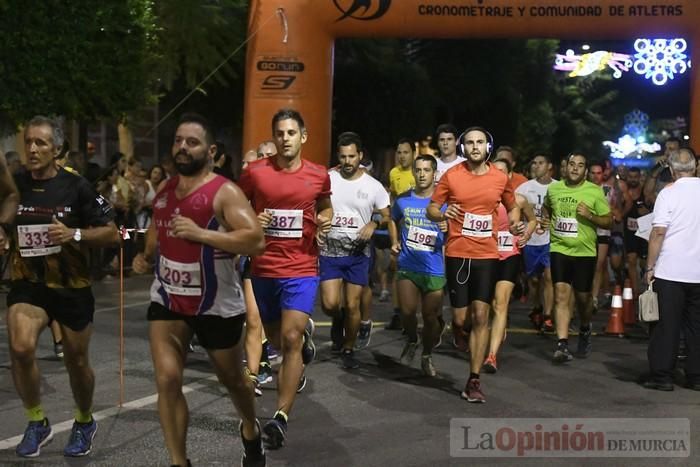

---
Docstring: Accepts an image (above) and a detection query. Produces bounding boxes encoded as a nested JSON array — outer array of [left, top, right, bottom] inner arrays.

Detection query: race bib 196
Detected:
[[17, 224, 61, 257], [159, 256, 201, 296], [331, 211, 361, 235], [406, 225, 438, 252], [264, 209, 303, 238], [554, 217, 578, 238], [497, 231, 515, 252], [626, 217, 638, 232], [461, 212, 492, 238]]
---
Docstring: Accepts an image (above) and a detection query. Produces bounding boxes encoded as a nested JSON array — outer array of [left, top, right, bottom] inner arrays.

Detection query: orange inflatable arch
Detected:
[[243, 0, 699, 165]]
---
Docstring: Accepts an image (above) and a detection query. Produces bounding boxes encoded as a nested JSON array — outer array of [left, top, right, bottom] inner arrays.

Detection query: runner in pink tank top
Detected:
[[483, 159, 537, 374]]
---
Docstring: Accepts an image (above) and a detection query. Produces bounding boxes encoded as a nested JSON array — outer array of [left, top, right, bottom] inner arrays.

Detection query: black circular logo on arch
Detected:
[[333, 0, 391, 21]]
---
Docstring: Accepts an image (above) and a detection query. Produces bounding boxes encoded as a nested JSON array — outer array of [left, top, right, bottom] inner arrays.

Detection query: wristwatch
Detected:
[[73, 228, 82, 242]]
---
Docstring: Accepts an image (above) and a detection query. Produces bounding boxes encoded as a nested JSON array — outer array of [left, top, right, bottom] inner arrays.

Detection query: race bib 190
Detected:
[[461, 212, 493, 238], [264, 209, 303, 238], [159, 256, 201, 296], [554, 217, 578, 238], [17, 224, 61, 257], [406, 225, 438, 252]]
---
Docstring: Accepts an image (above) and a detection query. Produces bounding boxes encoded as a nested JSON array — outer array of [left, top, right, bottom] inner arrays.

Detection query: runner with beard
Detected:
[[320, 132, 390, 369], [132, 113, 266, 467], [541, 153, 611, 363], [427, 127, 522, 403]]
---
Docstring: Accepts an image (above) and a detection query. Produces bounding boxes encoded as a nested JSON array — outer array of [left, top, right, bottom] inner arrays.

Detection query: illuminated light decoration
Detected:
[[603, 134, 660, 159], [554, 49, 632, 78], [633, 38, 690, 86], [622, 109, 650, 140]]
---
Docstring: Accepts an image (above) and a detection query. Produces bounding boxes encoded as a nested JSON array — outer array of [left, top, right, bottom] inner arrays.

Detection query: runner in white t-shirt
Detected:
[[320, 132, 390, 370], [434, 123, 466, 182], [516, 153, 557, 331]]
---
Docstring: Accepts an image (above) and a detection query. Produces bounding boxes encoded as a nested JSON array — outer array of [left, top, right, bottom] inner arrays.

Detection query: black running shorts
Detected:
[[147, 302, 245, 350], [445, 257, 498, 308], [550, 252, 596, 293], [7, 280, 95, 332], [496, 255, 521, 284]]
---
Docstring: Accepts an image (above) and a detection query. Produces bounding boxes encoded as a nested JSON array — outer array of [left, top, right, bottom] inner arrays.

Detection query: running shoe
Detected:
[[263, 414, 288, 450], [421, 355, 437, 377], [341, 349, 360, 369], [385, 313, 402, 330], [355, 320, 373, 350], [461, 378, 486, 403], [331, 313, 344, 353], [576, 327, 592, 358], [258, 363, 273, 385], [552, 343, 573, 364], [267, 346, 280, 362], [54, 342, 64, 359], [434, 315, 446, 349], [528, 307, 543, 330], [296, 374, 307, 393], [452, 321, 469, 352], [246, 367, 263, 397], [400, 341, 419, 365], [301, 319, 316, 365], [63, 418, 97, 457], [378, 289, 390, 302], [541, 317, 555, 333], [482, 353, 498, 374], [15, 418, 53, 458], [240, 419, 266, 467]]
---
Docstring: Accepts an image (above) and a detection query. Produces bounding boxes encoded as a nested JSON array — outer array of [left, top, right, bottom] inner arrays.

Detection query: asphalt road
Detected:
[[0, 275, 698, 466]]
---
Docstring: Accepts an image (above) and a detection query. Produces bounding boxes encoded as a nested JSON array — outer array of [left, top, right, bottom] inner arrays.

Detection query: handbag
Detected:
[[638, 280, 659, 323]]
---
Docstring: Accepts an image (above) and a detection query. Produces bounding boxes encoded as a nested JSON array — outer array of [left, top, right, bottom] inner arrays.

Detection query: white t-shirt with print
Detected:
[[516, 178, 557, 246], [321, 171, 390, 257]]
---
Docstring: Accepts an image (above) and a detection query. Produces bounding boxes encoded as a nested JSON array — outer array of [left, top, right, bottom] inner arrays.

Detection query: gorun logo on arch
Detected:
[[333, 0, 391, 21]]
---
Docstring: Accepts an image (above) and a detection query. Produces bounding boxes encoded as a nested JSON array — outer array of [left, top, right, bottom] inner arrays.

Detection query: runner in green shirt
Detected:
[[542, 153, 611, 363]]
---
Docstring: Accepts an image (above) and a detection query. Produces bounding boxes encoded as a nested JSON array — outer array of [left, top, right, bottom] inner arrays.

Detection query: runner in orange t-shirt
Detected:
[[427, 127, 523, 404]]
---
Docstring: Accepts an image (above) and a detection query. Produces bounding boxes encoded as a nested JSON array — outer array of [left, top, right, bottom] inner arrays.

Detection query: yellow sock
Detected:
[[75, 409, 92, 424], [26, 405, 45, 422], [274, 410, 288, 423]]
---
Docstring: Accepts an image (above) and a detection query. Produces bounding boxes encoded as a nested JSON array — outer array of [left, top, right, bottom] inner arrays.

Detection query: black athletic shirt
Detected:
[[11, 167, 114, 289]]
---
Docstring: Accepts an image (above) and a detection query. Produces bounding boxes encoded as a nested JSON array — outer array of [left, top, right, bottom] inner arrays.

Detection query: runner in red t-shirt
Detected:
[[238, 109, 333, 450], [427, 127, 523, 404]]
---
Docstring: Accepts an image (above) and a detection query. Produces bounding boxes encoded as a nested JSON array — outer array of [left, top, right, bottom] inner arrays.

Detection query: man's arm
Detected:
[[48, 218, 120, 247], [643, 161, 666, 206], [576, 203, 612, 229], [170, 182, 265, 256], [315, 196, 333, 244], [645, 226, 667, 283], [516, 194, 538, 246], [132, 223, 157, 274], [357, 205, 390, 242], [0, 153, 18, 224], [0, 154, 19, 249]]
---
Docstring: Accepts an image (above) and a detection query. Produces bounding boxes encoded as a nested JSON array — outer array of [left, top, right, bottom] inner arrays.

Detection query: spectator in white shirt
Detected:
[[643, 148, 700, 391]]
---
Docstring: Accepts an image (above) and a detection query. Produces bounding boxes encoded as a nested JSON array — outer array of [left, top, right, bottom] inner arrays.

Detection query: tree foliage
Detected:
[[155, 0, 248, 90], [333, 38, 623, 169], [0, 0, 160, 133]]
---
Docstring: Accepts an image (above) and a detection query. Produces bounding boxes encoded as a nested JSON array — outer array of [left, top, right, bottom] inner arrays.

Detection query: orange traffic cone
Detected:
[[622, 279, 635, 325], [605, 285, 625, 337]]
